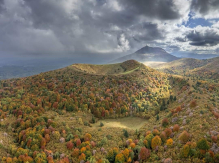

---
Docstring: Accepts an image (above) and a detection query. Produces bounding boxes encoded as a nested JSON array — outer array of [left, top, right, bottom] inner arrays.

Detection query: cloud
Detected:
[[175, 37, 187, 42], [191, 0, 219, 19], [0, 0, 4, 13], [186, 27, 219, 46], [117, 33, 130, 52], [0, 0, 218, 61], [120, 0, 181, 20]]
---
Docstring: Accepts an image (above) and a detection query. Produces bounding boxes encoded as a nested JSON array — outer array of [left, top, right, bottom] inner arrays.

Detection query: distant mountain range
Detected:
[[111, 45, 179, 63]]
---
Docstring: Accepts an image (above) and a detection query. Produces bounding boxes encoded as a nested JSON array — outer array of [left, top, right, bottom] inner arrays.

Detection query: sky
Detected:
[[1, 0, 219, 64]]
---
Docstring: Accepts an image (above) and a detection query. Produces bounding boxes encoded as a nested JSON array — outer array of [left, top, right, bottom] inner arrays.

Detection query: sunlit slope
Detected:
[[155, 57, 219, 82], [155, 58, 208, 74], [71, 60, 141, 75]]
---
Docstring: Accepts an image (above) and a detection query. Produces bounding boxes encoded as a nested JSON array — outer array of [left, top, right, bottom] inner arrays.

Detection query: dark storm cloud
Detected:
[[6, 0, 183, 56], [191, 0, 219, 15], [186, 29, 219, 46], [0, 0, 4, 13], [130, 23, 164, 41], [0, 0, 217, 61], [120, 0, 181, 20], [23, 0, 73, 28]]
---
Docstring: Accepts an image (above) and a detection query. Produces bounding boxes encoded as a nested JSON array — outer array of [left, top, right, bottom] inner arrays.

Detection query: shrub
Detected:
[[99, 137, 108, 146], [205, 152, 213, 163], [100, 122, 104, 127], [190, 100, 197, 108], [91, 116, 96, 123], [123, 129, 129, 138], [173, 124, 180, 132], [166, 138, 173, 147], [52, 131, 60, 141], [176, 106, 181, 112], [162, 118, 169, 127], [214, 154, 219, 162], [212, 136, 217, 143], [151, 136, 162, 150], [139, 147, 150, 160], [179, 131, 190, 144], [78, 118, 83, 125], [213, 112, 219, 119], [197, 138, 209, 151], [66, 134, 74, 141]]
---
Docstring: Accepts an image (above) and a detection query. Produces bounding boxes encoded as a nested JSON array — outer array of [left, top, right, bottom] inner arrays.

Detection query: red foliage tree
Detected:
[[76, 139, 81, 147], [165, 128, 172, 137], [66, 141, 74, 150], [139, 147, 150, 160]]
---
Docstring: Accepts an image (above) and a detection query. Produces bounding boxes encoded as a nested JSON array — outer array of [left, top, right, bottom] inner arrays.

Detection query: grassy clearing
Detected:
[[92, 117, 148, 130]]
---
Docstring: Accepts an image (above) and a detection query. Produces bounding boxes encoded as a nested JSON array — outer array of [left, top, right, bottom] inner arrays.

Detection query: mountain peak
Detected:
[[110, 45, 178, 63], [135, 45, 166, 54]]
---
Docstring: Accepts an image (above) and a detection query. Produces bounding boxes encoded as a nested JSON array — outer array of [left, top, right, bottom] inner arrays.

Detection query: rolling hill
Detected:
[[111, 45, 178, 63], [155, 57, 219, 82], [72, 60, 141, 75]]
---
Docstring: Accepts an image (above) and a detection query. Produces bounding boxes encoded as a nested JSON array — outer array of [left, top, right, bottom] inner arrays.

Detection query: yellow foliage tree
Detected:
[[166, 138, 173, 147], [115, 153, 125, 163], [151, 136, 161, 150], [123, 148, 129, 161], [181, 144, 190, 158]]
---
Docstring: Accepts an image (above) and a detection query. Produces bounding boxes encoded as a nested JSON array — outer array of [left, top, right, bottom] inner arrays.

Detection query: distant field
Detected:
[[92, 117, 148, 130], [142, 61, 166, 68]]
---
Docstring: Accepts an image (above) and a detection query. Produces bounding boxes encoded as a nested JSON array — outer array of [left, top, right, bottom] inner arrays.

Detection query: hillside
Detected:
[[190, 57, 219, 81], [111, 45, 178, 63], [72, 60, 141, 75], [0, 60, 219, 162], [155, 58, 209, 74], [155, 57, 219, 82]]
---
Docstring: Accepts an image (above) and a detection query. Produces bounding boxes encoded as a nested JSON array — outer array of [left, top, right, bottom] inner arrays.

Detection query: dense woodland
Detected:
[[0, 60, 219, 163]]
